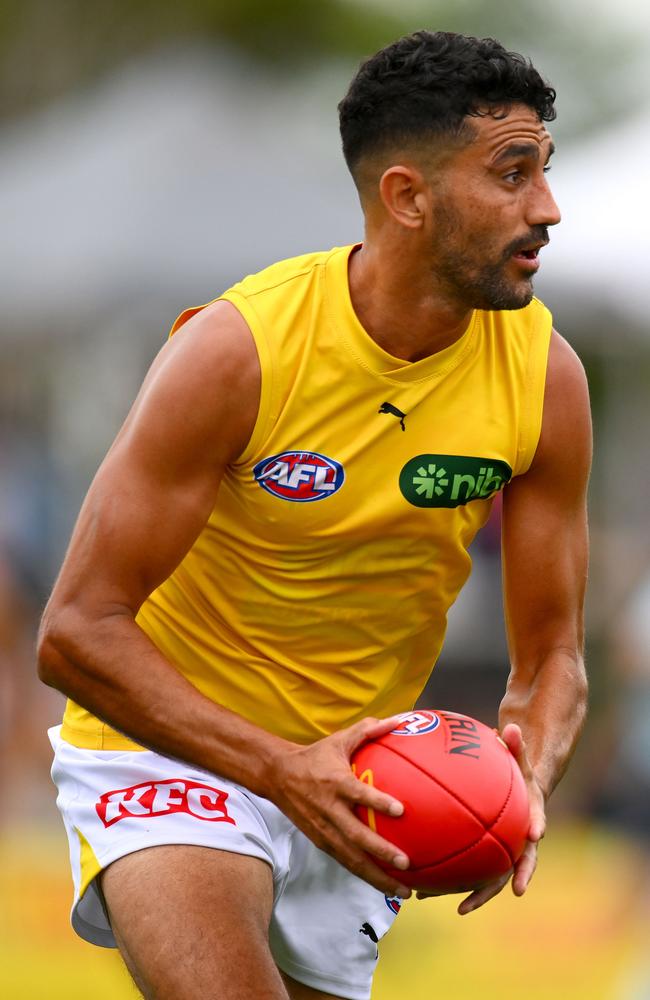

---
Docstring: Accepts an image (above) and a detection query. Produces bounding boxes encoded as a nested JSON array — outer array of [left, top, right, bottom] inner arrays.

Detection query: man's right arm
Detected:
[[38, 300, 411, 897]]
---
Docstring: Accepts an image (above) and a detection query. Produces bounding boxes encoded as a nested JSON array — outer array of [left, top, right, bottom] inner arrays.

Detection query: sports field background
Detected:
[[1, 3, 649, 998], [3, 822, 649, 1000]]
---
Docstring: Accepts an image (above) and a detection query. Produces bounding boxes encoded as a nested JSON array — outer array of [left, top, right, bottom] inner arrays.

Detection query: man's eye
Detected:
[[543, 165, 552, 174], [504, 170, 523, 182]]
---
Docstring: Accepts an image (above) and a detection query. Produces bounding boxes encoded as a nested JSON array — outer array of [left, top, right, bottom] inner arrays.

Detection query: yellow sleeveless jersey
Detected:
[[62, 244, 552, 749]]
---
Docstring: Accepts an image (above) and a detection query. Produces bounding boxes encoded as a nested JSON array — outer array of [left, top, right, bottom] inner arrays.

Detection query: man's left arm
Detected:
[[458, 328, 591, 915]]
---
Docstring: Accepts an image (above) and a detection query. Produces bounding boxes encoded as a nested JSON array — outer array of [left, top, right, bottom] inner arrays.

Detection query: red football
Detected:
[[352, 709, 530, 893]]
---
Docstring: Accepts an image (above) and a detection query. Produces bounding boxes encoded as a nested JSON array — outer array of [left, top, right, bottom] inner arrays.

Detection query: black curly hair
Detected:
[[339, 31, 556, 180]]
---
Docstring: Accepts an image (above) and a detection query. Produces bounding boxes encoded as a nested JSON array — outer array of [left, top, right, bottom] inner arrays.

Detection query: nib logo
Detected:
[[400, 455, 512, 508], [412, 463, 449, 499]]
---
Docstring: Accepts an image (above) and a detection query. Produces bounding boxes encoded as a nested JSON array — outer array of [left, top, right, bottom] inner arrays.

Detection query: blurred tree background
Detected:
[[0, 0, 644, 136]]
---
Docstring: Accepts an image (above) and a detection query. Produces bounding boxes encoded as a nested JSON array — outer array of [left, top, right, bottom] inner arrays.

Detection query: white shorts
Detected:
[[49, 726, 401, 1000]]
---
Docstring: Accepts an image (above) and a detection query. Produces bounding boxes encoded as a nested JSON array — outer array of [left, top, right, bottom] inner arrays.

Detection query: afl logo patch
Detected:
[[253, 451, 345, 502], [390, 711, 440, 736]]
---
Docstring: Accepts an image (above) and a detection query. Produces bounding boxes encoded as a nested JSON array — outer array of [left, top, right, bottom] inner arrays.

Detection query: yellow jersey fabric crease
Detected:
[[62, 244, 552, 749]]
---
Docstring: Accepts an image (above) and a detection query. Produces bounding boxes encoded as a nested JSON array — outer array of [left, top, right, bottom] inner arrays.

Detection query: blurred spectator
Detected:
[[0, 544, 62, 825], [0, 551, 34, 800], [591, 567, 650, 999], [594, 569, 650, 839]]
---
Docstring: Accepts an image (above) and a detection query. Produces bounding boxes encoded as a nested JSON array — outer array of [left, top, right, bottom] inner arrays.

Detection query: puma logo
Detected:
[[378, 401, 406, 431], [359, 922, 379, 943]]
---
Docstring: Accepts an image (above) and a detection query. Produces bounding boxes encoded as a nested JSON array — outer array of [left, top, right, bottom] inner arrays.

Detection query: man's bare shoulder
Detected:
[[121, 298, 261, 471], [168, 298, 259, 369], [546, 328, 588, 393], [532, 328, 591, 475]]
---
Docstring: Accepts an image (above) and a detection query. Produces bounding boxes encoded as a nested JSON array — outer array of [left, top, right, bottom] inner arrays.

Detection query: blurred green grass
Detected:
[[1, 823, 645, 999]]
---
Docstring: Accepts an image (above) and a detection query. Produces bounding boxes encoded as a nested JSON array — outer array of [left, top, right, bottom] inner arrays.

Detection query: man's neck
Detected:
[[347, 241, 473, 363]]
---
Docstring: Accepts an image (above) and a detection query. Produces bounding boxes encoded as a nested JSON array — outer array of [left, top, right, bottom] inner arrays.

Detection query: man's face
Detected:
[[426, 104, 560, 310]]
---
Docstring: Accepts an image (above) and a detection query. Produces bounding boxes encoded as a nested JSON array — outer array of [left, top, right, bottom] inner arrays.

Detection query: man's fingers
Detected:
[[528, 796, 546, 843], [500, 721, 522, 748], [454, 840, 538, 914], [512, 840, 538, 896], [500, 723, 546, 842], [501, 724, 537, 793], [333, 798, 410, 871], [344, 770, 404, 817], [313, 814, 411, 898], [501, 723, 528, 772], [278, 714, 416, 897], [343, 850, 411, 898], [457, 870, 511, 915], [336, 852, 408, 897], [342, 713, 404, 754]]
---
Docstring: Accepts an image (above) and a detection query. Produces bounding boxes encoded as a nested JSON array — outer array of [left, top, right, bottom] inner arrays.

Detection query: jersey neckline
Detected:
[[325, 243, 478, 384]]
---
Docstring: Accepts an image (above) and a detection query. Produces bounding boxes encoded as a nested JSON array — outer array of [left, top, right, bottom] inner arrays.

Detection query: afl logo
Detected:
[[253, 451, 345, 502], [390, 711, 440, 736]]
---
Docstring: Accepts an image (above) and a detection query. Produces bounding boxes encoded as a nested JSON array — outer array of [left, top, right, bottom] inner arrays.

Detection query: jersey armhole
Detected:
[[217, 290, 276, 466], [514, 303, 553, 476], [168, 293, 276, 467]]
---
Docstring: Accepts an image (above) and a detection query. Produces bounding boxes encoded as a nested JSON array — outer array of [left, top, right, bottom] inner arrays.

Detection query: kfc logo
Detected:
[[96, 778, 236, 828]]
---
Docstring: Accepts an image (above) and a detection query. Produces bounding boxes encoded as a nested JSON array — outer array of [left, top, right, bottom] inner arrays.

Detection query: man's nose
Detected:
[[529, 176, 561, 228]]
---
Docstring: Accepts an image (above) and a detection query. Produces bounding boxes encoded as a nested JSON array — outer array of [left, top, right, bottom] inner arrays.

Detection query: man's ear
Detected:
[[378, 166, 428, 230]]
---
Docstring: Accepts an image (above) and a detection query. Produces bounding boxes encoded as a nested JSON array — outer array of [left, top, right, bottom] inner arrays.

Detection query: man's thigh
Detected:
[[102, 844, 289, 1000], [50, 730, 292, 947], [50, 733, 393, 998]]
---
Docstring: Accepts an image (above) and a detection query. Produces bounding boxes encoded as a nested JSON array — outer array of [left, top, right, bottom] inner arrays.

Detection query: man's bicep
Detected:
[[53, 301, 260, 615], [501, 331, 592, 662], [63, 446, 220, 616], [502, 474, 589, 659]]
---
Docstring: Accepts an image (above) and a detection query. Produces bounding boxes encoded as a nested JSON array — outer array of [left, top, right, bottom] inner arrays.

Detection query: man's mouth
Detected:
[[511, 241, 547, 271], [515, 248, 539, 260]]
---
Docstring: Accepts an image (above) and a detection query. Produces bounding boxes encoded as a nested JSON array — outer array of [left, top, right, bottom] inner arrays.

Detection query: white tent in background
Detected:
[[1, 43, 648, 340], [0, 47, 359, 338], [537, 112, 649, 333]]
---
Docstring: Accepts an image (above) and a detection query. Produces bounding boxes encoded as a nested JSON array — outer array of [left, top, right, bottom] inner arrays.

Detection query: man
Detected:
[[38, 30, 590, 1000]]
